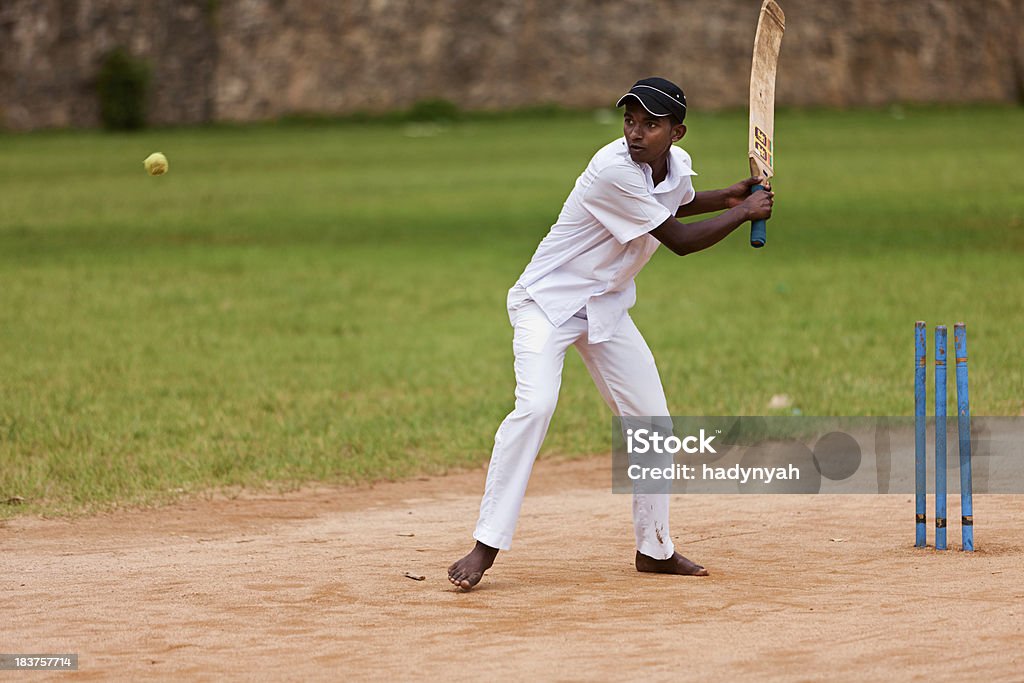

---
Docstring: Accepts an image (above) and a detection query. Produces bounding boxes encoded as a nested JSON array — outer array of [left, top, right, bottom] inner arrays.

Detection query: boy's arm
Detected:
[[653, 188, 773, 256], [676, 176, 765, 217]]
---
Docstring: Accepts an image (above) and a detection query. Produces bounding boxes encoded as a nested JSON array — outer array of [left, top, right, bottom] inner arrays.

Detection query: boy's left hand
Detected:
[[724, 176, 769, 208]]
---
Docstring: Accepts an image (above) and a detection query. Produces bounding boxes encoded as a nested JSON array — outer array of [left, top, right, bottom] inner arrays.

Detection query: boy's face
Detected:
[[622, 102, 686, 166]]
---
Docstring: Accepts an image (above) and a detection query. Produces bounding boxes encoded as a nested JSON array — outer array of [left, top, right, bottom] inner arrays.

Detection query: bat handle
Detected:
[[749, 183, 767, 248]]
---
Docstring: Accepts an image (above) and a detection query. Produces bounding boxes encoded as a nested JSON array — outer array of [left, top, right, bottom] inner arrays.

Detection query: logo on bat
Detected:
[[754, 126, 773, 167]]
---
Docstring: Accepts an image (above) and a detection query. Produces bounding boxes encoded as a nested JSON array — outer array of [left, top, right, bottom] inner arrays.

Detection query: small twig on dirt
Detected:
[[688, 530, 759, 544], [403, 572, 425, 581], [396, 533, 415, 537]]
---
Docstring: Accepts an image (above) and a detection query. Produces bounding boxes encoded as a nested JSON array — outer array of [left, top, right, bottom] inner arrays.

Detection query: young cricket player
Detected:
[[449, 77, 774, 590]]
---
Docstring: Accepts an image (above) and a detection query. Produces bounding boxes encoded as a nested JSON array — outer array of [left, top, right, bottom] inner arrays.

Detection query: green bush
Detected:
[[96, 48, 151, 130]]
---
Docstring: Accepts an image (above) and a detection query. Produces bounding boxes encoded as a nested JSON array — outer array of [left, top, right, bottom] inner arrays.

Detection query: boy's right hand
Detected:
[[742, 187, 774, 222]]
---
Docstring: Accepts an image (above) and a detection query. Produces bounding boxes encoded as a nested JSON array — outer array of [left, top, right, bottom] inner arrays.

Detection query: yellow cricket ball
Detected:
[[143, 152, 168, 176]]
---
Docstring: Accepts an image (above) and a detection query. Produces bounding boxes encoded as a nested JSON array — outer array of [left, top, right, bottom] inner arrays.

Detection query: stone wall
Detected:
[[2, 0, 1021, 130]]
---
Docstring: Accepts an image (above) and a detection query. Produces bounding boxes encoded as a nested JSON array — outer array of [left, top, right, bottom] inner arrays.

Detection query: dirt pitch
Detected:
[[3, 456, 1022, 681]]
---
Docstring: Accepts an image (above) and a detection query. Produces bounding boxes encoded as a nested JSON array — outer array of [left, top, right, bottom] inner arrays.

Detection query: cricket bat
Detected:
[[748, 0, 785, 248]]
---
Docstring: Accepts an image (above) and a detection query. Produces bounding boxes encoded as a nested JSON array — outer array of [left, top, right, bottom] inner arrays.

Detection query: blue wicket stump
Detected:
[[914, 322, 927, 547], [955, 323, 974, 551], [935, 326, 947, 550]]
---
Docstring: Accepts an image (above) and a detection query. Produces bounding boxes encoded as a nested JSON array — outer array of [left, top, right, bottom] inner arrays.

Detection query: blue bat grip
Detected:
[[750, 184, 767, 248]]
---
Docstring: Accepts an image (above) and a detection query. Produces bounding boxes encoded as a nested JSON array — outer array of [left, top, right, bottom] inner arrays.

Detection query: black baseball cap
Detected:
[[616, 77, 687, 122]]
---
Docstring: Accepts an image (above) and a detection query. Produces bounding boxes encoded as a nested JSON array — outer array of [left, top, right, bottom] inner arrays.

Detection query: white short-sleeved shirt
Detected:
[[511, 138, 697, 343]]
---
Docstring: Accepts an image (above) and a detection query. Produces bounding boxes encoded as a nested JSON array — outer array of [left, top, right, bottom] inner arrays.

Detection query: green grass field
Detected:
[[2, 106, 1022, 514]]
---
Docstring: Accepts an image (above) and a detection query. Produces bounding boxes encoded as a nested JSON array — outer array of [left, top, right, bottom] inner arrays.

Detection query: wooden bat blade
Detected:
[[748, 0, 785, 248], [749, 0, 785, 181]]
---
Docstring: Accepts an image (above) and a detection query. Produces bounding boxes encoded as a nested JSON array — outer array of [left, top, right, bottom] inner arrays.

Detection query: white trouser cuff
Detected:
[[637, 538, 675, 561], [473, 523, 513, 551]]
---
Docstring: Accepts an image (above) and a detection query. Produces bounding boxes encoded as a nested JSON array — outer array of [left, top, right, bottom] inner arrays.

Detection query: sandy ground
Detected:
[[3, 456, 1023, 681]]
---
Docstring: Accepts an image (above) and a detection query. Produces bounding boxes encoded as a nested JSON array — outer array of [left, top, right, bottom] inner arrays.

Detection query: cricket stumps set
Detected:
[[915, 322, 974, 551]]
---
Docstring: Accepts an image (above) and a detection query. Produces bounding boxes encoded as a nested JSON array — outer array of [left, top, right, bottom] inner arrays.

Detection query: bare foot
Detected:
[[635, 550, 709, 576], [448, 541, 498, 590]]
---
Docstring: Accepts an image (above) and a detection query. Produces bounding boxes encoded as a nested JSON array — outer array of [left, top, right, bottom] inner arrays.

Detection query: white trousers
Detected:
[[473, 297, 676, 560]]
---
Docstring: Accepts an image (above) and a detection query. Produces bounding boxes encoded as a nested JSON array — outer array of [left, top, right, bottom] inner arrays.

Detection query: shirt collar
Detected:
[[617, 139, 694, 194]]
